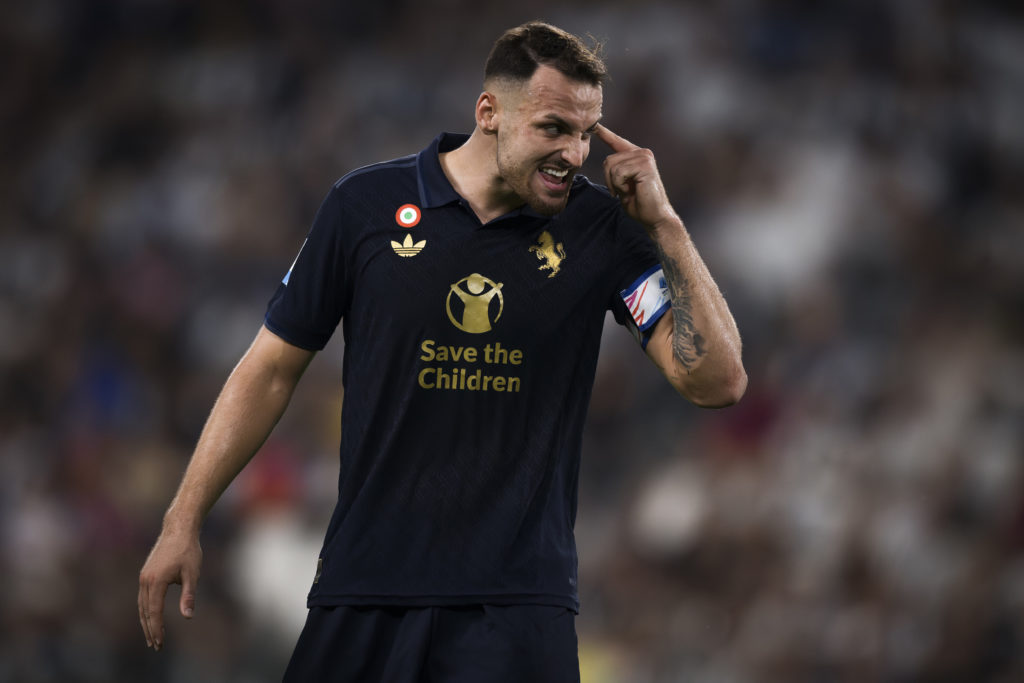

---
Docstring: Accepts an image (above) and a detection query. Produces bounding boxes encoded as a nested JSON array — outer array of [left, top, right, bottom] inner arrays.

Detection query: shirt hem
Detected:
[[306, 592, 580, 613]]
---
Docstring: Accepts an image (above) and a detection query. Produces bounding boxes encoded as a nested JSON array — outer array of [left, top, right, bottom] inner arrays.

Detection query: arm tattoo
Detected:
[[654, 243, 707, 371]]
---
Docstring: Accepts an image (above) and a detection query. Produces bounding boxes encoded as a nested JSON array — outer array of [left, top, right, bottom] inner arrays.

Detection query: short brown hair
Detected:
[[484, 21, 606, 87]]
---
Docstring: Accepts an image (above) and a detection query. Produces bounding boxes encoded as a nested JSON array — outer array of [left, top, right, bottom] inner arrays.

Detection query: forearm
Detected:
[[163, 327, 312, 533], [649, 216, 746, 405]]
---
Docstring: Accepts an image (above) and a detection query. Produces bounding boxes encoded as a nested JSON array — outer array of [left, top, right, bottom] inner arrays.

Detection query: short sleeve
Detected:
[[264, 184, 350, 350], [608, 211, 670, 349]]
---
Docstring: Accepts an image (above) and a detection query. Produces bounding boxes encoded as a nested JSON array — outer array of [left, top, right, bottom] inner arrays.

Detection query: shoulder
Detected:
[[330, 153, 419, 194], [312, 154, 421, 224], [308, 154, 420, 233]]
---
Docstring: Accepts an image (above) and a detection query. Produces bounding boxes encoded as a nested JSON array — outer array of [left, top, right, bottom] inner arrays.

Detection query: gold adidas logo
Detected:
[[391, 233, 426, 257]]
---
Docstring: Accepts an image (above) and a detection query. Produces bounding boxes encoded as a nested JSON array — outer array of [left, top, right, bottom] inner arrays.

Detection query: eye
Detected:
[[543, 125, 560, 136]]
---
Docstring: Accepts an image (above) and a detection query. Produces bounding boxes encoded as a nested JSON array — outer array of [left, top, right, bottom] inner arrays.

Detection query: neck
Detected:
[[439, 128, 521, 224]]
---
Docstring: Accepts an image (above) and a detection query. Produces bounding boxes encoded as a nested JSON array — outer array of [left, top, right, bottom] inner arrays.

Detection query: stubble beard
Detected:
[[495, 135, 567, 217]]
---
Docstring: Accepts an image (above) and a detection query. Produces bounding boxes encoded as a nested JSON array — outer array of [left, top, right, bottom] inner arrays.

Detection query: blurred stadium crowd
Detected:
[[1, 0, 1021, 681]]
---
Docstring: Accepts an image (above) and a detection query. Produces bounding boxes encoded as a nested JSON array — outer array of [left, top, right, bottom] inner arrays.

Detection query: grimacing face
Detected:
[[493, 65, 603, 216]]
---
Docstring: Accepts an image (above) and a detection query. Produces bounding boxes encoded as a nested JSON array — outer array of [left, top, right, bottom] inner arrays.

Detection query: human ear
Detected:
[[476, 91, 499, 135]]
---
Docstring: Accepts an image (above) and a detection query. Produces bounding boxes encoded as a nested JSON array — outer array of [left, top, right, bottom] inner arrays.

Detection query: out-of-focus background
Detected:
[[1, 0, 1021, 680]]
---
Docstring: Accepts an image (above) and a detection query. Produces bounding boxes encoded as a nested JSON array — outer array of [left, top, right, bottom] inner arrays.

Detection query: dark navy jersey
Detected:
[[265, 133, 669, 611]]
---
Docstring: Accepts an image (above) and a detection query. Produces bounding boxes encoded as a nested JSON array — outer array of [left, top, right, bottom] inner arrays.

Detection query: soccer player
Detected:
[[138, 21, 745, 682]]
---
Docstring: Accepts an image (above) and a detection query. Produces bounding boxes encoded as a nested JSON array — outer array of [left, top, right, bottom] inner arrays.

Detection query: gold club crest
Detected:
[[529, 230, 565, 278]]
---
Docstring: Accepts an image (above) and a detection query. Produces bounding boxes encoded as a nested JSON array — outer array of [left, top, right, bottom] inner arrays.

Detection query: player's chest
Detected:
[[348, 208, 609, 337]]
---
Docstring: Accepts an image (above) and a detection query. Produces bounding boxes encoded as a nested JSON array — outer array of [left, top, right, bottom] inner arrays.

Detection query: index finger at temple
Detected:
[[595, 124, 639, 153]]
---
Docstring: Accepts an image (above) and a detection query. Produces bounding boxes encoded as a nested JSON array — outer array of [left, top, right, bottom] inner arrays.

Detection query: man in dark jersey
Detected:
[[139, 21, 745, 682]]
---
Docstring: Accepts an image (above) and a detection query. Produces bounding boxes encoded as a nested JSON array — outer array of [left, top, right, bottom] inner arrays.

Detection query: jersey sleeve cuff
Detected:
[[263, 313, 330, 351]]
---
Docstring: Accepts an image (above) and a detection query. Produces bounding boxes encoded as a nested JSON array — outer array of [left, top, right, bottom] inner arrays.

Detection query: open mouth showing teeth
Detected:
[[541, 167, 569, 179], [539, 166, 571, 190]]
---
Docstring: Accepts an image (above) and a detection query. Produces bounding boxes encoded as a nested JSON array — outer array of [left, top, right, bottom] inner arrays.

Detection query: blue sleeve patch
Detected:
[[620, 265, 670, 346]]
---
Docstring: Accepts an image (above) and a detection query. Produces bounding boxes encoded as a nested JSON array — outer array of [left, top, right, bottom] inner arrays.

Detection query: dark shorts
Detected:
[[282, 604, 579, 683]]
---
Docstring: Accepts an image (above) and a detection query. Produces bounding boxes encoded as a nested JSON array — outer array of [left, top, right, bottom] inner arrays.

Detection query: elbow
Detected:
[[681, 362, 747, 409], [712, 365, 748, 408]]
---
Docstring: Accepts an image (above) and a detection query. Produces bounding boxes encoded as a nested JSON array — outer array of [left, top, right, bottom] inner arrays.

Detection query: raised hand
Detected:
[[595, 124, 678, 231]]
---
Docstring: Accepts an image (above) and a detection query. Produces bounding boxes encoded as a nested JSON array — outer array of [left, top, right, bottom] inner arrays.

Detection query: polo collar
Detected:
[[416, 132, 466, 209], [415, 132, 551, 222]]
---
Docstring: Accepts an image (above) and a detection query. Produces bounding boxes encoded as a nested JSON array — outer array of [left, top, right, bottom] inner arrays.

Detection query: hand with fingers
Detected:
[[595, 124, 679, 232], [138, 527, 202, 651]]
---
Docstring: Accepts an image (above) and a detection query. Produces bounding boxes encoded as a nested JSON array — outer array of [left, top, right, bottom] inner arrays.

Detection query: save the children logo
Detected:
[[446, 273, 503, 333], [420, 273, 521, 393]]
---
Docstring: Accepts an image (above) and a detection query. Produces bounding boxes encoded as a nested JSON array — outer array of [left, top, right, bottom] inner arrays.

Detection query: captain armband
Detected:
[[620, 265, 670, 349]]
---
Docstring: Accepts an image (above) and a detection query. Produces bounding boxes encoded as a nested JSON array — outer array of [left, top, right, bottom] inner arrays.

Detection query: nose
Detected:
[[561, 136, 589, 168]]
